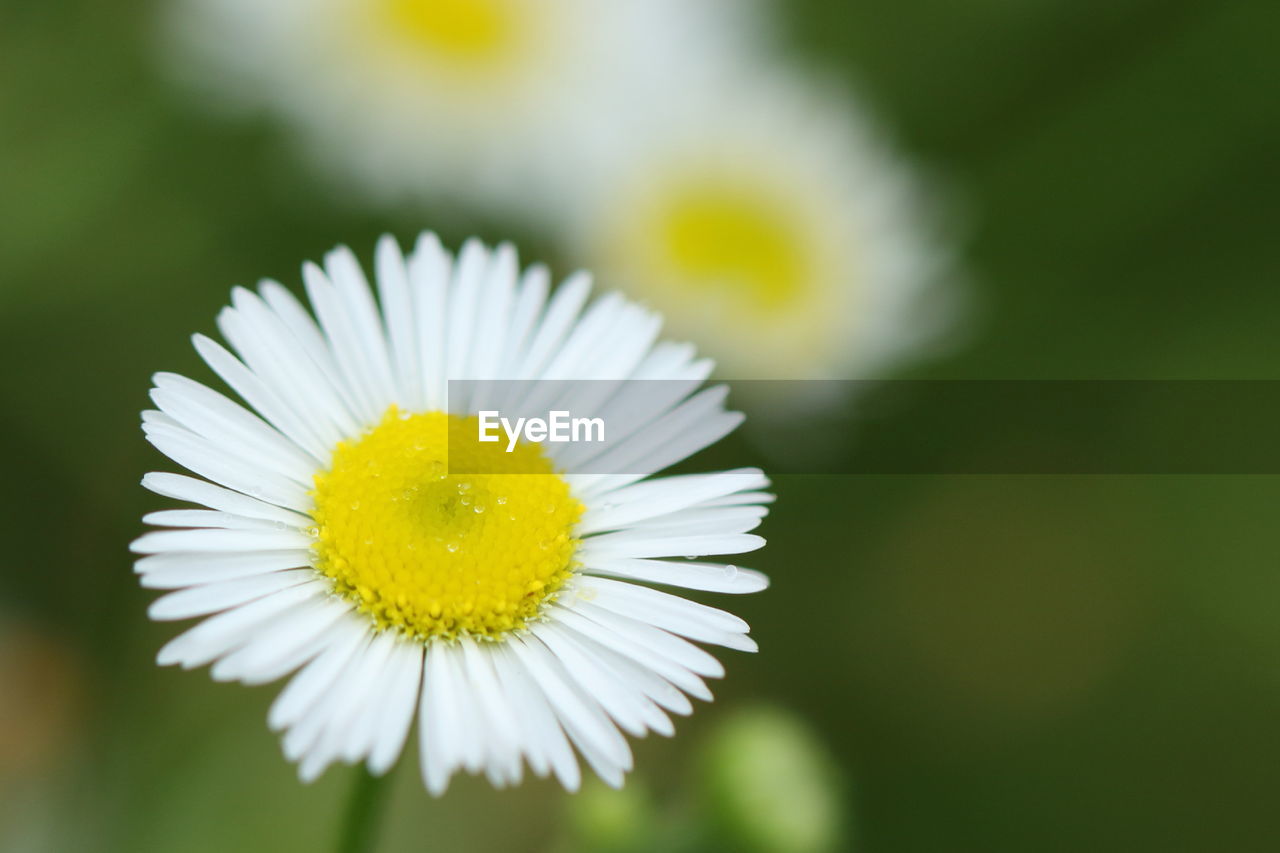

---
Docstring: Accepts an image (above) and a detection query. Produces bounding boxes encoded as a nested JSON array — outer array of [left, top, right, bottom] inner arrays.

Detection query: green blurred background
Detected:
[[3, 0, 1280, 850]]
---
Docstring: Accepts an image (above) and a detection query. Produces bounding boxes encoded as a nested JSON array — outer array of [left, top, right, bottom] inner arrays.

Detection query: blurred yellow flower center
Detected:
[[311, 407, 582, 641], [656, 182, 811, 310], [381, 0, 515, 65]]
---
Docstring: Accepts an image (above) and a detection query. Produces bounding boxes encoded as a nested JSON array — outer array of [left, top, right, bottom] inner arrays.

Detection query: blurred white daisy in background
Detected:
[[161, 0, 758, 213], [131, 232, 771, 793], [562, 74, 956, 386]]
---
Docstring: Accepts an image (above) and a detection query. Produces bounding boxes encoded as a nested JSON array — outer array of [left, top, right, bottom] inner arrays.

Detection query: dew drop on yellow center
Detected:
[[380, 0, 515, 65], [656, 181, 812, 310], [311, 407, 582, 641]]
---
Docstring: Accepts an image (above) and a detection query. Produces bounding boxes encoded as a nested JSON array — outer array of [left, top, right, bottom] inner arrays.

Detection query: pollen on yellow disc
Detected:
[[654, 180, 813, 311], [380, 0, 515, 65], [311, 407, 583, 641]]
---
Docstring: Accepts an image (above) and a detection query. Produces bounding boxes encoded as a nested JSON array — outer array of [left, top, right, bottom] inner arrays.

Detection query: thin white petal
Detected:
[[496, 263, 550, 377], [132, 527, 314, 554], [530, 623, 671, 737], [408, 232, 451, 412], [192, 334, 332, 461], [325, 246, 398, 412], [141, 472, 313, 528], [135, 550, 313, 588], [156, 582, 324, 669], [374, 235, 420, 409], [147, 569, 314, 620], [443, 239, 489, 396], [268, 615, 369, 730], [218, 297, 349, 450], [515, 271, 592, 381], [551, 605, 713, 703], [212, 596, 351, 685], [574, 579, 757, 653], [368, 640, 424, 775], [568, 600, 727, 679], [258, 279, 367, 434], [152, 371, 320, 470], [576, 469, 770, 535], [578, 532, 766, 561], [506, 634, 632, 781], [458, 637, 523, 786], [581, 558, 769, 594], [143, 421, 312, 512], [303, 261, 383, 424]]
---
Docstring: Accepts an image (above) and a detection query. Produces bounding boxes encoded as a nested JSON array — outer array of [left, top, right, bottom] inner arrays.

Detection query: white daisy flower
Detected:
[[131, 232, 771, 794], [563, 74, 954, 384], [161, 0, 757, 213]]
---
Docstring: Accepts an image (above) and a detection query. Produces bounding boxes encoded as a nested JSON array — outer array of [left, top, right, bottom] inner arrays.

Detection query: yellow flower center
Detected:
[[311, 407, 582, 641], [653, 180, 813, 311], [380, 0, 516, 66]]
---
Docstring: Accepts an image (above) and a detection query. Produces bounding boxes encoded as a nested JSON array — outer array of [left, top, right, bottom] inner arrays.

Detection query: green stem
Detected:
[[338, 768, 392, 853]]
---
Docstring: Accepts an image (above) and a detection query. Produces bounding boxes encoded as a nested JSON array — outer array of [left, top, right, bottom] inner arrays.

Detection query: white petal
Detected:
[[141, 472, 313, 528], [303, 261, 384, 424], [268, 615, 369, 730], [436, 642, 485, 775], [218, 297, 350, 450], [515, 271, 592, 381], [467, 243, 518, 386], [132, 527, 313, 554], [408, 232, 451, 412], [141, 509, 288, 530], [562, 626, 693, 717], [576, 468, 769, 534], [325, 246, 398, 412], [143, 421, 312, 512], [568, 600, 727, 678], [419, 641, 457, 796], [579, 386, 742, 480], [135, 550, 313, 588], [283, 631, 378, 768], [574, 579, 757, 653], [496, 263, 550, 377], [374, 235, 420, 410], [443, 239, 489, 394], [148, 569, 315, 620], [530, 623, 671, 737], [506, 633, 632, 783], [258, 279, 367, 434], [156, 582, 325, 669], [624, 506, 768, 537], [151, 371, 320, 480], [192, 334, 332, 462], [367, 640, 424, 775], [578, 531, 766, 561], [330, 631, 402, 766], [581, 558, 769, 594], [212, 596, 352, 685], [457, 637, 523, 786], [489, 643, 579, 787], [551, 605, 714, 702]]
